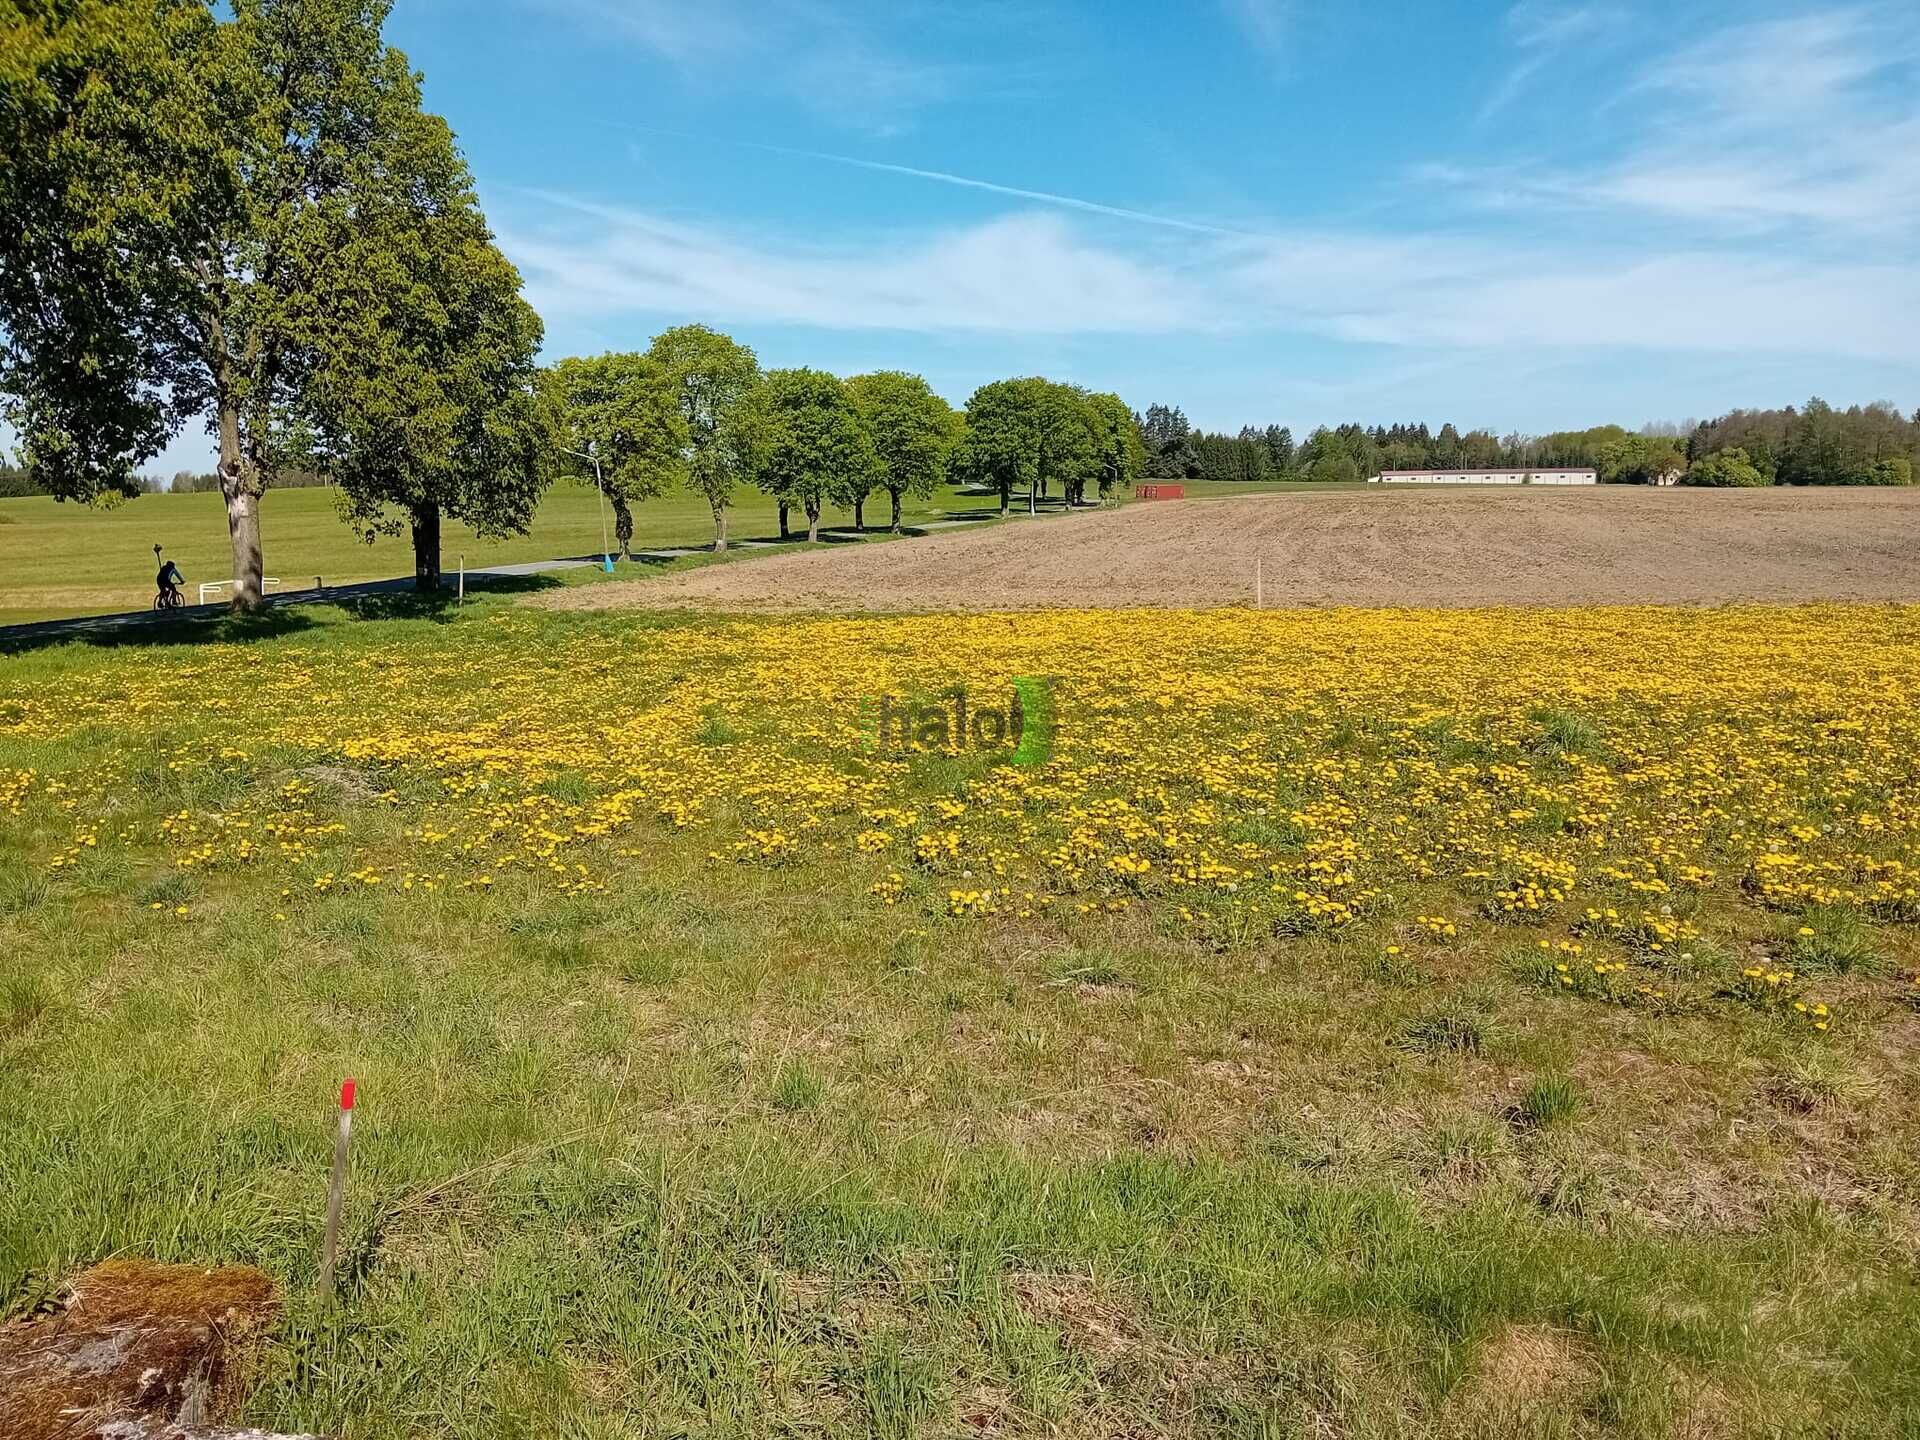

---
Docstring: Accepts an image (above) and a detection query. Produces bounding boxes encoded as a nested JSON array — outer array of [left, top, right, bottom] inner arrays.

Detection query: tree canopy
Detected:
[[749, 368, 880, 543], [847, 371, 958, 533], [545, 353, 687, 559], [645, 324, 761, 551], [0, 0, 539, 604], [305, 109, 550, 588], [1683, 448, 1767, 488]]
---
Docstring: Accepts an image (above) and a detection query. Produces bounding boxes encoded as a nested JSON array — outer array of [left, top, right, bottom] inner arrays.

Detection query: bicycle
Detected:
[[154, 584, 184, 610]]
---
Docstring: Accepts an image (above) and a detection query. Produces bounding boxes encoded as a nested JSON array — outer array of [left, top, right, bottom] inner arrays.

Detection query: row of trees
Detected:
[[547, 346, 1144, 558], [1137, 402, 1918, 487]]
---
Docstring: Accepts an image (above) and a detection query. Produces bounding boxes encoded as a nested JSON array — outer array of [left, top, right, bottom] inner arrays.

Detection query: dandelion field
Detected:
[[3, 598, 1919, 1437]]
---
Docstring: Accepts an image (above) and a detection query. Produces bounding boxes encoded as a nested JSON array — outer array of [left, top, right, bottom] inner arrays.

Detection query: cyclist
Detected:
[[154, 545, 185, 608]]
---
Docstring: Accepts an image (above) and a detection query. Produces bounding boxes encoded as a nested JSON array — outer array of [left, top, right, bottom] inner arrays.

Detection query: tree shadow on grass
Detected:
[[0, 572, 561, 658]]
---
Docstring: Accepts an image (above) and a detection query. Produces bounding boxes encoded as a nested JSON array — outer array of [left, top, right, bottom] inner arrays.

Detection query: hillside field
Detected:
[[552, 484, 1920, 614], [3, 595, 1918, 1437]]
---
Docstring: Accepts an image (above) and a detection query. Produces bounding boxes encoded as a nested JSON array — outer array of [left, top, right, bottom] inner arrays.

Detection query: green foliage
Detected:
[[1683, 447, 1768, 488], [1517, 1074, 1583, 1128], [306, 116, 551, 580], [958, 377, 1105, 513], [1195, 430, 1271, 482], [1137, 402, 1197, 477], [645, 324, 761, 548], [771, 1059, 825, 1112], [545, 353, 686, 555], [1394, 1005, 1489, 1056], [1297, 428, 1363, 483], [1596, 433, 1686, 485], [750, 368, 880, 540], [958, 378, 1043, 512], [1788, 906, 1884, 977], [847, 370, 959, 530], [1087, 392, 1146, 499], [0, 0, 514, 605]]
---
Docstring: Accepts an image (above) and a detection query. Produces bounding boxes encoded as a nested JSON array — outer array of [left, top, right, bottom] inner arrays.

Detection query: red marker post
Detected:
[[320, 1078, 356, 1303]]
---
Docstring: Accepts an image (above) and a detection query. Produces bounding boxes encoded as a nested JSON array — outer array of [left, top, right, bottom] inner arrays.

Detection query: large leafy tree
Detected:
[[751, 368, 879, 543], [1086, 392, 1145, 501], [846, 370, 956, 533], [1034, 381, 1099, 506], [304, 110, 549, 589], [545, 353, 687, 561], [1596, 433, 1685, 485], [959, 378, 1043, 517], [645, 324, 759, 551], [0, 0, 447, 607]]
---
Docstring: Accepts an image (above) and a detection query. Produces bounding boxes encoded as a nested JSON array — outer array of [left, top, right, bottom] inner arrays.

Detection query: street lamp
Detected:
[[560, 444, 613, 571]]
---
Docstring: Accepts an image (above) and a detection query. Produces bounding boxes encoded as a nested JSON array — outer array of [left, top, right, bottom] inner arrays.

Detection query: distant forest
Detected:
[[1138, 397, 1920, 488]]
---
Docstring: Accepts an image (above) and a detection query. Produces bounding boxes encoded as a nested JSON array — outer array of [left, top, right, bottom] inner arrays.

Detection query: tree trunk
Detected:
[[778, 502, 790, 540], [216, 400, 265, 610], [806, 501, 821, 542], [890, 488, 903, 533], [999, 481, 1010, 518], [611, 494, 634, 559], [854, 496, 864, 531], [712, 501, 729, 552], [410, 503, 441, 592]]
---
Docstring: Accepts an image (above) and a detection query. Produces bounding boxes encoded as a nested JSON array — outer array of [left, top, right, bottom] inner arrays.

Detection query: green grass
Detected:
[[2, 597, 1916, 1437], [0, 476, 1359, 627], [0, 480, 991, 626]]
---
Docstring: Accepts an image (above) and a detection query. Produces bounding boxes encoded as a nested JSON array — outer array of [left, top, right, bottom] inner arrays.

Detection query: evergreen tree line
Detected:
[[1135, 401, 1919, 487]]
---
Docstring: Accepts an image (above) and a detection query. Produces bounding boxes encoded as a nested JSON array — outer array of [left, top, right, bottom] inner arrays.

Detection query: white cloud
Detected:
[[1481, 2, 1628, 119], [1452, 4, 1920, 233], [498, 190, 1920, 362], [504, 199, 1204, 334]]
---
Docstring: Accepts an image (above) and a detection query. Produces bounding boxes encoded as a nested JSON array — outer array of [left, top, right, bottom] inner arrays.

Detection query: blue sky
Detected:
[[156, 0, 1920, 470]]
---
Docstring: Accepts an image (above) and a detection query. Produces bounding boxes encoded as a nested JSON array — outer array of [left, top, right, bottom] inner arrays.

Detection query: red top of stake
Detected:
[[340, 1077, 357, 1111]]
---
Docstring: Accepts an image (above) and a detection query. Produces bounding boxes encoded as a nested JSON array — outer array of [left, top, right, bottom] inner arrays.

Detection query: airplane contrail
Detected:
[[621, 125, 1247, 237]]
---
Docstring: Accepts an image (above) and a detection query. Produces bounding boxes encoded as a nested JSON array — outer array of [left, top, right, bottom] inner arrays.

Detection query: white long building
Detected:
[[1369, 468, 1598, 485]]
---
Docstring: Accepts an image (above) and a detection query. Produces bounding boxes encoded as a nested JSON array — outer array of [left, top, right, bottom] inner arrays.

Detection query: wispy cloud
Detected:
[[1450, 4, 1920, 233], [1480, 1, 1628, 119], [505, 197, 1204, 334], [497, 189, 1920, 362], [529, 0, 1001, 131], [1223, 0, 1294, 59]]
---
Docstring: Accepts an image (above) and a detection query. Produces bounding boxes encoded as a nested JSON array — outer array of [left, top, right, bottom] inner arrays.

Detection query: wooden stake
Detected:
[[458, 555, 465, 606], [320, 1077, 355, 1303]]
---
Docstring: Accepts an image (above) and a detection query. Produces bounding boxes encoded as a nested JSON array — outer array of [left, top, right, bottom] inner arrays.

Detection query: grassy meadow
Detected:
[[0, 480, 980, 627], [3, 595, 1918, 1436], [0, 476, 1342, 627]]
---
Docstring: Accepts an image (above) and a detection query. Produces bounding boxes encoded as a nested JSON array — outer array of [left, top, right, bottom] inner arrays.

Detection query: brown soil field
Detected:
[[543, 485, 1920, 613]]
